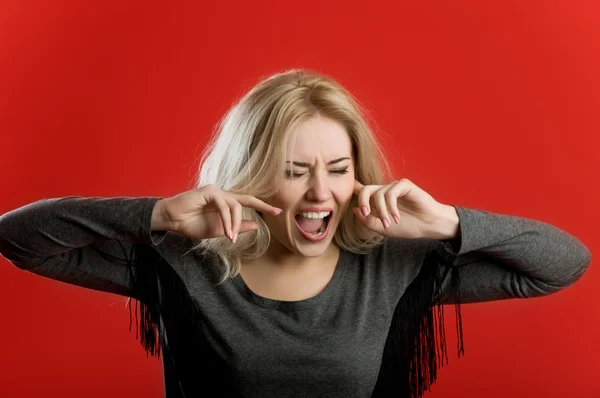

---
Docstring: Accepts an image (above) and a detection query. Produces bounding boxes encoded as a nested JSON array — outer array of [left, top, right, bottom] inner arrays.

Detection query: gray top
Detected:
[[0, 196, 592, 397]]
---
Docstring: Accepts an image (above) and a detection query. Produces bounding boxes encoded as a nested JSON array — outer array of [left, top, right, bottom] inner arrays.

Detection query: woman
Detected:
[[0, 69, 592, 398]]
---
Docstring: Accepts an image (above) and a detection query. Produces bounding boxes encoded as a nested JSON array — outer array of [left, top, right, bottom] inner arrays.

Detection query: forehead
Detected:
[[286, 116, 352, 159]]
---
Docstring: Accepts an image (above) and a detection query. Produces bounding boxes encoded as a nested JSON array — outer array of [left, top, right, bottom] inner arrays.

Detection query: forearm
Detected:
[[437, 206, 591, 289], [0, 196, 163, 264], [424, 205, 593, 304]]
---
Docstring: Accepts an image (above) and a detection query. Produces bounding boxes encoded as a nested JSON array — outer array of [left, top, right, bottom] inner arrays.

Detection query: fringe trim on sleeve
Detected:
[[125, 244, 164, 360], [124, 243, 217, 397], [371, 248, 465, 398], [122, 242, 463, 397]]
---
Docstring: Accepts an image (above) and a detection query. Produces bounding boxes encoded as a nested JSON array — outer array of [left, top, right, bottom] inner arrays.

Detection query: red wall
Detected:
[[1, 1, 598, 397]]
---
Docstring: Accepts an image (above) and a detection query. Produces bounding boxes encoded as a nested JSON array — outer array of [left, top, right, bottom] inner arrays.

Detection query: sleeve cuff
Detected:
[[150, 230, 167, 245], [437, 204, 463, 255], [440, 235, 462, 255], [141, 197, 168, 246]]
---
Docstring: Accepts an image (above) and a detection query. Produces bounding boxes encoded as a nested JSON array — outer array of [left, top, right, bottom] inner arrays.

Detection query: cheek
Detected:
[[339, 178, 356, 198], [271, 185, 303, 207], [338, 181, 356, 209]]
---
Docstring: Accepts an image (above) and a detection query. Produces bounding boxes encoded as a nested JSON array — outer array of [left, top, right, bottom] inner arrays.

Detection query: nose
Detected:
[[305, 172, 332, 202]]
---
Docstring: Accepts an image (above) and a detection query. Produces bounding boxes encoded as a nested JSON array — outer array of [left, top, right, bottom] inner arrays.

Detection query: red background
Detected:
[[1, 1, 598, 397]]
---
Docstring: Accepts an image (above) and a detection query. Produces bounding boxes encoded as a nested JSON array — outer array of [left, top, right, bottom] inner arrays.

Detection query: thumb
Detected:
[[238, 220, 259, 234]]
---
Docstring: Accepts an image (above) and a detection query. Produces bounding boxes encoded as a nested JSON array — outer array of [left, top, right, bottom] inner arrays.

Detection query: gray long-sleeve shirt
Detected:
[[0, 197, 592, 397]]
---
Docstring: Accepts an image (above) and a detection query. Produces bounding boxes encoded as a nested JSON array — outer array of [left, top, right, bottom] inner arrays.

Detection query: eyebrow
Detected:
[[285, 157, 351, 168]]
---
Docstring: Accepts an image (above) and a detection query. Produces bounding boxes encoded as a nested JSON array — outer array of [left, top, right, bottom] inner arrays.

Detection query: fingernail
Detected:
[[362, 207, 369, 217], [233, 233, 238, 243], [393, 215, 400, 224], [383, 219, 390, 228]]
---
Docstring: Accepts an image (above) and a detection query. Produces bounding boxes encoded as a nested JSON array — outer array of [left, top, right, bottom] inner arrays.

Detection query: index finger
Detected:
[[353, 180, 364, 195], [233, 194, 282, 215]]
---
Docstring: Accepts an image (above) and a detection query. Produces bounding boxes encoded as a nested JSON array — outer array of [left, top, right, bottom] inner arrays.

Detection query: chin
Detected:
[[292, 230, 338, 258]]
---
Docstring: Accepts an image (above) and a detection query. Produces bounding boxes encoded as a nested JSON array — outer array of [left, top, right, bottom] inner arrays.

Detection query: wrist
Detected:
[[151, 198, 173, 232], [425, 204, 461, 240]]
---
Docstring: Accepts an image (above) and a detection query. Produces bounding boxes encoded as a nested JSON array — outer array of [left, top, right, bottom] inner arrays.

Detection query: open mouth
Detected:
[[313, 214, 331, 236], [294, 212, 332, 238]]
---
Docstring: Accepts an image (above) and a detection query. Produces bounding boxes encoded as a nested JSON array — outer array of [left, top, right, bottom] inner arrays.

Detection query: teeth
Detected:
[[300, 211, 331, 219]]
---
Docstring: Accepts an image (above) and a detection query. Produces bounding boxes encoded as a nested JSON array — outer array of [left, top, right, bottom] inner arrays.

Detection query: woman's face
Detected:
[[262, 115, 356, 258]]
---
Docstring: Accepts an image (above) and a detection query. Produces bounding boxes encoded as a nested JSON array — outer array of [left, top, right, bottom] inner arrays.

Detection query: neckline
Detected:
[[231, 248, 348, 310]]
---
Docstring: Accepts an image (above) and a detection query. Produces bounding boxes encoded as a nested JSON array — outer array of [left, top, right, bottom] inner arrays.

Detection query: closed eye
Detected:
[[331, 169, 349, 175], [285, 168, 349, 178]]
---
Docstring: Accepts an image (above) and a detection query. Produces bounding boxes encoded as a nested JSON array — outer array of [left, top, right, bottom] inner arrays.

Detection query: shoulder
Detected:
[[356, 237, 436, 281], [146, 231, 215, 270], [141, 231, 223, 286], [369, 237, 435, 264]]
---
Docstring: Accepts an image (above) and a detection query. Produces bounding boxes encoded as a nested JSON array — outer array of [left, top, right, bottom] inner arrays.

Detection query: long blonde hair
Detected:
[[191, 69, 394, 283]]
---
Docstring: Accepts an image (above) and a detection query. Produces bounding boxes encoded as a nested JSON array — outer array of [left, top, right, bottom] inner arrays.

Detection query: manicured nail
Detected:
[[383, 219, 390, 228], [362, 207, 369, 217], [393, 215, 400, 224], [233, 233, 238, 243]]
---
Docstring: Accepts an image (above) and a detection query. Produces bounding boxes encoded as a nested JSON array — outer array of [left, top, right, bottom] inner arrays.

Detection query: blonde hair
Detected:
[[191, 69, 394, 283]]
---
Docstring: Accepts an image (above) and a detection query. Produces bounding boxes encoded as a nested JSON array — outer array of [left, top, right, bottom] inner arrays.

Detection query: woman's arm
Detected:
[[0, 196, 167, 298], [431, 206, 592, 304]]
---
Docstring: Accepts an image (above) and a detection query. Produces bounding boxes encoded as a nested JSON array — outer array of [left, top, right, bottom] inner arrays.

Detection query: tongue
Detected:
[[296, 216, 324, 233]]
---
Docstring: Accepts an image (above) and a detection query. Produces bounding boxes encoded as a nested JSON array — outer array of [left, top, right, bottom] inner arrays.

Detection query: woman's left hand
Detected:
[[353, 179, 460, 240]]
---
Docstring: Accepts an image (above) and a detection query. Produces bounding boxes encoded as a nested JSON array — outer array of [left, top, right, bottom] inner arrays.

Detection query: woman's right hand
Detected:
[[151, 184, 282, 243]]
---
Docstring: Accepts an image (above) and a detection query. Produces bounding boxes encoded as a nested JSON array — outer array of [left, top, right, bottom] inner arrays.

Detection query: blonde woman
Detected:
[[0, 70, 592, 398]]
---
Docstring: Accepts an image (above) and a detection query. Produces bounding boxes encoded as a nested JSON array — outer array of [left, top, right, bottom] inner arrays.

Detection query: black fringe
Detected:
[[89, 241, 166, 359], [124, 243, 237, 397], [371, 247, 465, 397], [126, 244, 164, 360], [123, 243, 463, 397]]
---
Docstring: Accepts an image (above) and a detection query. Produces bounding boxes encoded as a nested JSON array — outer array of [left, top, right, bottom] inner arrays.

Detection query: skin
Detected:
[[241, 115, 355, 293], [152, 114, 460, 300]]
